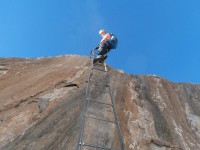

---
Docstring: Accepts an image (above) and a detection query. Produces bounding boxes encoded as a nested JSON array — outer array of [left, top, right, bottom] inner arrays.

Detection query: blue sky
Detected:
[[0, 0, 200, 84]]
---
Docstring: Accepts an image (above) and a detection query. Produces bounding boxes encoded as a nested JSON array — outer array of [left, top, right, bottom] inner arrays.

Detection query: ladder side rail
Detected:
[[76, 50, 95, 150], [78, 74, 93, 150], [76, 74, 91, 149], [107, 78, 126, 150], [91, 49, 95, 68]]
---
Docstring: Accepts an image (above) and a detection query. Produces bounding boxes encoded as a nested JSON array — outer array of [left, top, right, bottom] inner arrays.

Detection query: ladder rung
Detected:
[[93, 62, 105, 66], [91, 73, 108, 77], [87, 99, 113, 106], [91, 78, 108, 82], [86, 80, 108, 85], [90, 80, 109, 86], [90, 88, 110, 93], [87, 79, 108, 84], [83, 143, 113, 150], [92, 67, 107, 72], [84, 116, 116, 124]]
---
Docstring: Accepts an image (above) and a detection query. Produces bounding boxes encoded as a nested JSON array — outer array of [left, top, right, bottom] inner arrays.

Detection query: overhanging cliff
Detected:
[[0, 55, 200, 150]]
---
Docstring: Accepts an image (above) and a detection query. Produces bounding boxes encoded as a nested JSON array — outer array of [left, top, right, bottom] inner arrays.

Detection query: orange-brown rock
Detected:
[[0, 55, 200, 150]]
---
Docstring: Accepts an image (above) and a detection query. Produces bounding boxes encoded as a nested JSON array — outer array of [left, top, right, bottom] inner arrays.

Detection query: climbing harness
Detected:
[[76, 49, 125, 150]]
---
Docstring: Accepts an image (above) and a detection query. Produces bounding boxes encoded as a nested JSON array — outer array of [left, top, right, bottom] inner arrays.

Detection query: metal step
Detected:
[[86, 80, 109, 86], [89, 88, 110, 93], [92, 67, 107, 72], [87, 99, 113, 106], [88, 73, 108, 78], [82, 143, 114, 150], [84, 115, 116, 124]]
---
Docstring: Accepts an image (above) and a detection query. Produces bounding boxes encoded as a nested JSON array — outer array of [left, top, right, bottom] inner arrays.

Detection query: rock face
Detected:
[[0, 55, 200, 150]]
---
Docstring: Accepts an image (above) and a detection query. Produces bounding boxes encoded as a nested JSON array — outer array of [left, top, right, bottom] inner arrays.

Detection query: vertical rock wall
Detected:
[[109, 71, 200, 150], [0, 56, 200, 150]]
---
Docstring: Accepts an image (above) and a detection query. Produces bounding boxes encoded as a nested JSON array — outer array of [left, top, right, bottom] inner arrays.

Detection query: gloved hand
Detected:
[[90, 47, 99, 54]]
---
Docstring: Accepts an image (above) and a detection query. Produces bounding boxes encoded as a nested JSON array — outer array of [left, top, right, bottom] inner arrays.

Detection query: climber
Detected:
[[94, 29, 118, 62]]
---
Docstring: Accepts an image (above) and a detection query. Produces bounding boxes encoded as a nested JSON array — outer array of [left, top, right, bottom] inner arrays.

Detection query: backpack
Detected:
[[109, 33, 118, 49]]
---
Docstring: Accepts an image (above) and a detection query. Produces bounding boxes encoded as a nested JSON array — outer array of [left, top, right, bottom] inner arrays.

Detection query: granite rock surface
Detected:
[[0, 55, 200, 150]]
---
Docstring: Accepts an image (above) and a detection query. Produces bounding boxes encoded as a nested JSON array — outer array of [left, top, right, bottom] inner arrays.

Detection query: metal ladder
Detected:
[[76, 49, 125, 150]]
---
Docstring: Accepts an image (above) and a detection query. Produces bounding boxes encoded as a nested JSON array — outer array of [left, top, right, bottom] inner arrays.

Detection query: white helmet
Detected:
[[99, 29, 106, 35]]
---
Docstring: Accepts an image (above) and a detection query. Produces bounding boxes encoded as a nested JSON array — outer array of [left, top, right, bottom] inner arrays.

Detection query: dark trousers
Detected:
[[98, 41, 111, 56]]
